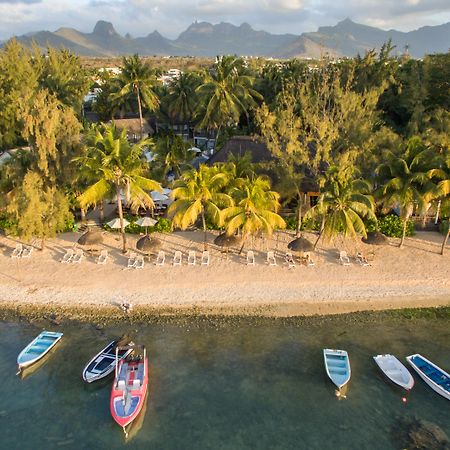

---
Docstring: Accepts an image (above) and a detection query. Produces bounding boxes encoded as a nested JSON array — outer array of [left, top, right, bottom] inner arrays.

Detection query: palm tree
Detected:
[[196, 55, 262, 144], [168, 165, 233, 249], [305, 164, 376, 249], [76, 123, 161, 253], [221, 176, 285, 252], [376, 138, 439, 248], [111, 54, 160, 139]]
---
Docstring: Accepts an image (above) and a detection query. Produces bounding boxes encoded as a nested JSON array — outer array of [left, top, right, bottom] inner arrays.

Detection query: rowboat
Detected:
[[110, 345, 148, 437], [82, 340, 134, 383], [323, 349, 351, 390], [17, 331, 63, 371], [373, 354, 414, 391], [407, 354, 450, 401]]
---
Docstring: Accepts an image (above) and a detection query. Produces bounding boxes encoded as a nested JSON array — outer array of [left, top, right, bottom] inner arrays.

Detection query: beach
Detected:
[[0, 229, 449, 319]]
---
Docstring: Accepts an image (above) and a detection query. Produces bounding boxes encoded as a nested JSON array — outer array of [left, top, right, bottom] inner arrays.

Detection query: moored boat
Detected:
[[373, 354, 414, 391], [17, 331, 63, 371], [323, 348, 351, 390], [407, 354, 450, 401], [82, 340, 134, 383], [110, 345, 148, 437]]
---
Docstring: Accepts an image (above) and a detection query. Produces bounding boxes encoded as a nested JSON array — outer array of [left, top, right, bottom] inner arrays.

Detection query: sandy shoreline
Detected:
[[0, 229, 449, 319]]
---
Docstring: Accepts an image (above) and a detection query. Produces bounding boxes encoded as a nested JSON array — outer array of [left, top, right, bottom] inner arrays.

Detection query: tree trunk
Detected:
[[399, 219, 408, 248], [80, 208, 86, 222], [238, 236, 247, 255], [40, 238, 46, 251], [116, 184, 127, 253], [441, 226, 449, 256], [99, 200, 104, 222], [313, 217, 325, 250], [136, 87, 144, 140], [201, 209, 207, 251], [295, 191, 303, 237]]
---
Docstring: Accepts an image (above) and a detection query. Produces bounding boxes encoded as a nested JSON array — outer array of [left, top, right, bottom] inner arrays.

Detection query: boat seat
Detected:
[[117, 379, 126, 390], [136, 364, 144, 384], [117, 363, 128, 382], [132, 379, 141, 389]]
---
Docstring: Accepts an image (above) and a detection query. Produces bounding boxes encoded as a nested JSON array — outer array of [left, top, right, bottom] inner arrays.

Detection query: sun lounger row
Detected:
[[157, 250, 210, 267], [247, 251, 315, 267], [60, 248, 84, 264], [339, 251, 371, 266], [10, 243, 33, 259]]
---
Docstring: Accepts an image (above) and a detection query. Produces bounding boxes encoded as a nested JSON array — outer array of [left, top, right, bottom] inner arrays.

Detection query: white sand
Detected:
[[0, 229, 449, 316]]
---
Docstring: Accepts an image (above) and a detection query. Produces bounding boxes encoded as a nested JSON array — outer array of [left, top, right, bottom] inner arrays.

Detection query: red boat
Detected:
[[110, 345, 148, 437]]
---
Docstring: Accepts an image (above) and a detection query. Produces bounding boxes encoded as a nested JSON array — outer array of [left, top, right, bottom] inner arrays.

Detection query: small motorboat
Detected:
[[82, 339, 134, 383], [323, 348, 351, 390], [110, 345, 148, 437], [373, 354, 414, 391], [17, 331, 63, 371], [407, 354, 450, 401]]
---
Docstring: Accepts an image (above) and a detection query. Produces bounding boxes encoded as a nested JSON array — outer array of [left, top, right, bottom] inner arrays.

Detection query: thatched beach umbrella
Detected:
[[288, 236, 314, 253], [77, 230, 103, 246], [136, 234, 161, 253], [362, 231, 388, 246], [214, 233, 241, 248]]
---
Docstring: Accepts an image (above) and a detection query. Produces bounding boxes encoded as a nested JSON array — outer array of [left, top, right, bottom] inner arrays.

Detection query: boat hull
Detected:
[[407, 354, 450, 401], [110, 357, 149, 430], [323, 349, 351, 389], [17, 331, 63, 370], [374, 354, 414, 391]]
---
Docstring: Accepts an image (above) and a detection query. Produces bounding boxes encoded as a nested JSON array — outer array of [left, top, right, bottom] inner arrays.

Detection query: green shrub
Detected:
[[150, 218, 172, 233], [300, 217, 321, 232], [378, 214, 414, 238], [62, 216, 76, 232], [439, 219, 449, 235], [0, 216, 17, 232], [284, 216, 297, 231], [102, 216, 173, 234]]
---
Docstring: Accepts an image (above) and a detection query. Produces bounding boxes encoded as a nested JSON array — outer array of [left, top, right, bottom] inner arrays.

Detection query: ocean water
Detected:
[[1, 314, 449, 449]]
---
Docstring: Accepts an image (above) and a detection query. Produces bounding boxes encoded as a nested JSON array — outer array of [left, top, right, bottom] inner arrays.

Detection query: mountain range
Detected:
[[10, 19, 450, 59]]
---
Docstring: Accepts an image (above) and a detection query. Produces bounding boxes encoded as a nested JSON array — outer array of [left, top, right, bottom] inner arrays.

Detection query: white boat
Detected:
[[373, 354, 414, 391], [17, 331, 63, 370], [82, 340, 134, 383], [323, 349, 351, 390], [407, 354, 450, 401]]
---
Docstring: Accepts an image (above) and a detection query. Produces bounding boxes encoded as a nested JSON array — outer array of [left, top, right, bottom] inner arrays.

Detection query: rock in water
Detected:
[[394, 417, 450, 450]]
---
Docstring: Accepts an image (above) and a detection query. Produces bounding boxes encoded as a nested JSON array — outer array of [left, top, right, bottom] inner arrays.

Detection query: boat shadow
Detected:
[[18, 348, 57, 379], [124, 391, 149, 442]]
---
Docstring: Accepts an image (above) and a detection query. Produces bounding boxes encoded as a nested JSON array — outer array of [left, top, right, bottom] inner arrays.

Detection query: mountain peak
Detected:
[[92, 20, 118, 37]]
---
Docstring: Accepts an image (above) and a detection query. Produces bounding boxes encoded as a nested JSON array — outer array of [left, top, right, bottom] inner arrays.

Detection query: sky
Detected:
[[0, 0, 450, 40]]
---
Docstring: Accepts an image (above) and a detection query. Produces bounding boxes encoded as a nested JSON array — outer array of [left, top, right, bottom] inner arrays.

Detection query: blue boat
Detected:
[[407, 354, 450, 401], [323, 349, 351, 390], [17, 331, 63, 371]]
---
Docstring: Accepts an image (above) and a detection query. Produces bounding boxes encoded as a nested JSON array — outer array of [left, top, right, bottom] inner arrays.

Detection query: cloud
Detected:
[[0, 0, 449, 41]]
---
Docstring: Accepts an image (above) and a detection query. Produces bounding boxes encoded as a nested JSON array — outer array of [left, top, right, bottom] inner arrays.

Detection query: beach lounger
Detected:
[[339, 250, 351, 266], [173, 251, 182, 266], [156, 251, 165, 266], [267, 251, 277, 266], [72, 249, 84, 264], [356, 252, 370, 266], [127, 252, 137, 268], [97, 250, 108, 265], [11, 244, 23, 258], [133, 255, 144, 269], [21, 246, 33, 258], [188, 250, 196, 266], [302, 251, 315, 266], [201, 251, 210, 266], [246, 250, 255, 266], [61, 248, 74, 263], [285, 252, 296, 268]]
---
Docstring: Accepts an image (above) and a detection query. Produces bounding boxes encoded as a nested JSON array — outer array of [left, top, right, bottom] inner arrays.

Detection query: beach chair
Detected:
[[11, 243, 23, 258], [246, 250, 255, 266], [302, 252, 315, 267], [127, 252, 137, 268], [61, 248, 74, 263], [201, 250, 210, 266], [188, 250, 196, 266], [156, 250, 165, 266], [133, 255, 144, 269], [72, 249, 84, 264], [173, 251, 182, 266], [267, 251, 277, 266], [97, 250, 108, 265], [356, 252, 370, 266], [21, 246, 33, 258], [339, 250, 351, 266], [285, 252, 296, 268]]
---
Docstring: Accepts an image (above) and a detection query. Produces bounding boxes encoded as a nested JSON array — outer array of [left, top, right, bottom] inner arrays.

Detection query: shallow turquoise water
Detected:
[[1, 315, 449, 449]]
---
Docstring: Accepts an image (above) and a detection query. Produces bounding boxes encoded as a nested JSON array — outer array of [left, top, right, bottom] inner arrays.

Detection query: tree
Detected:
[[76, 123, 161, 253], [304, 159, 376, 249], [376, 137, 439, 248], [196, 55, 262, 144], [111, 54, 160, 139], [7, 171, 72, 249], [221, 176, 285, 252], [168, 165, 232, 249]]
